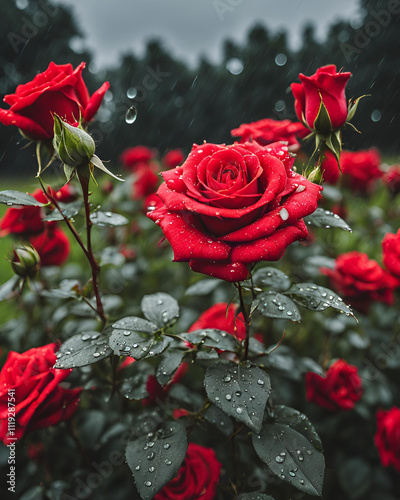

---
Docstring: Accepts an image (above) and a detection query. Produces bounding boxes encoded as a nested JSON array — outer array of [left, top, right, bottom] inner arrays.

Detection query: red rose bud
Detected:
[[163, 149, 184, 169], [375, 407, 400, 472], [306, 359, 362, 411], [148, 142, 322, 282], [0, 62, 109, 141], [231, 118, 308, 152], [321, 251, 398, 313], [340, 149, 383, 191], [154, 443, 222, 500], [291, 65, 351, 133], [0, 343, 82, 444], [29, 227, 70, 267], [382, 230, 400, 279], [11, 244, 41, 278]]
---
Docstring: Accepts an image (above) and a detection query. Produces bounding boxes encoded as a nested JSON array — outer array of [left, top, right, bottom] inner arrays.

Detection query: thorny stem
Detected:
[[78, 170, 106, 327], [237, 282, 251, 361]]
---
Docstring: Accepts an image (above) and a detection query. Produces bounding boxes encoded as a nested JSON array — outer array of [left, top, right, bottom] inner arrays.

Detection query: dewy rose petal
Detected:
[[148, 141, 322, 281]]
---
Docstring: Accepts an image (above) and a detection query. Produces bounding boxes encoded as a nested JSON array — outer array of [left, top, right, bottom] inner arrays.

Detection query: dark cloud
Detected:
[[61, 0, 360, 68]]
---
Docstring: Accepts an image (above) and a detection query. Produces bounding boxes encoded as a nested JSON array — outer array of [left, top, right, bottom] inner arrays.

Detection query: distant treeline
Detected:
[[0, 0, 398, 176]]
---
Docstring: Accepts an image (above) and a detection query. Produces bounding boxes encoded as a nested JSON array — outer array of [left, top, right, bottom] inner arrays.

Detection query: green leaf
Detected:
[[113, 316, 157, 332], [0, 276, 20, 302], [156, 350, 184, 386], [302, 256, 335, 277], [287, 283, 354, 317], [252, 406, 325, 496], [90, 210, 129, 227], [304, 208, 351, 231], [237, 494, 276, 500], [252, 267, 291, 292], [185, 278, 220, 296], [54, 331, 112, 368], [180, 329, 239, 351], [141, 293, 179, 329], [110, 329, 170, 360], [0, 190, 45, 207], [204, 361, 271, 433], [204, 405, 234, 436], [42, 201, 82, 221], [125, 420, 188, 500], [120, 363, 154, 400], [251, 292, 301, 322]]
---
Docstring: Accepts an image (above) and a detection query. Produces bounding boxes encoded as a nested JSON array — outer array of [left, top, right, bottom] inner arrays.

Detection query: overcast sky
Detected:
[[60, 0, 361, 69]]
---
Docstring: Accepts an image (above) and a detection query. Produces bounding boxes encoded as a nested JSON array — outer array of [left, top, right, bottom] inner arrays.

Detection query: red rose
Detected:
[[306, 359, 362, 411], [30, 227, 70, 267], [375, 407, 400, 472], [231, 118, 308, 151], [154, 443, 222, 500], [291, 65, 351, 132], [0, 62, 109, 141], [321, 251, 398, 312], [321, 150, 340, 184], [189, 303, 246, 341], [0, 189, 46, 236], [340, 149, 382, 191], [382, 230, 400, 279], [147, 142, 322, 282], [383, 164, 400, 195], [132, 163, 160, 199], [163, 149, 185, 169], [0, 343, 81, 444], [120, 146, 156, 171]]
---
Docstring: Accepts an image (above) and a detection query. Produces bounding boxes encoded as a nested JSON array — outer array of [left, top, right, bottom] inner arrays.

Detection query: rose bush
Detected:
[[306, 360, 362, 411], [375, 407, 400, 472], [154, 443, 222, 500], [341, 149, 383, 191], [148, 141, 322, 281], [0, 62, 109, 141], [0, 343, 81, 444]]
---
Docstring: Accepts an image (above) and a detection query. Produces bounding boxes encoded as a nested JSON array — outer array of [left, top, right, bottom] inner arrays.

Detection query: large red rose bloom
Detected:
[[0, 62, 109, 141], [148, 142, 322, 281], [375, 407, 400, 472]]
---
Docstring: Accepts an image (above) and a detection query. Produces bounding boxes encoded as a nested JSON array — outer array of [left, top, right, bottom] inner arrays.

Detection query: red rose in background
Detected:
[[340, 149, 382, 191], [30, 227, 70, 267], [231, 118, 308, 151], [383, 164, 400, 195], [321, 150, 341, 184], [120, 146, 156, 171], [0, 62, 109, 141], [163, 149, 184, 169], [189, 303, 246, 341], [375, 407, 400, 472], [291, 65, 351, 132], [132, 163, 160, 199], [0, 343, 81, 444], [306, 360, 362, 411], [154, 443, 222, 500], [0, 189, 46, 236], [321, 251, 398, 313], [148, 142, 322, 282], [382, 230, 400, 279]]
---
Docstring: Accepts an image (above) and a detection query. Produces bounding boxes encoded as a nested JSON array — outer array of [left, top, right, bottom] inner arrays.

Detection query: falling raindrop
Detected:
[[125, 106, 137, 124], [127, 87, 137, 99], [371, 109, 381, 122], [226, 58, 244, 75], [275, 53, 287, 66]]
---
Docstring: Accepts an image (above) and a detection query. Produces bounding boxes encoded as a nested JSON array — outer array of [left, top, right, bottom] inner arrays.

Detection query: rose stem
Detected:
[[78, 169, 106, 327], [37, 175, 106, 326], [237, 281, 251, 360]]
